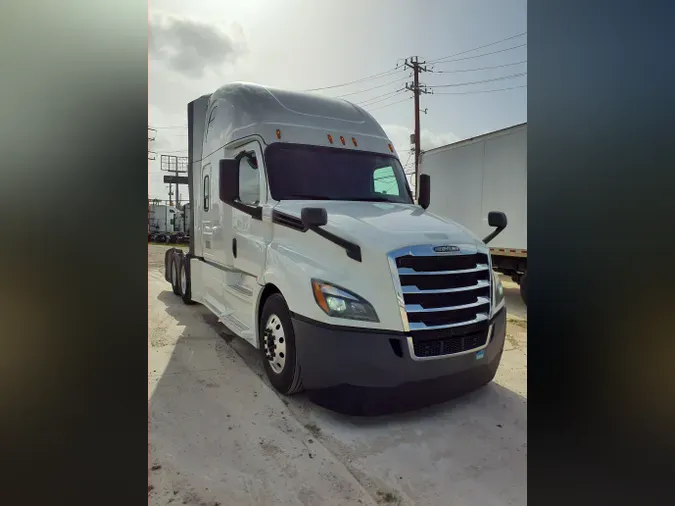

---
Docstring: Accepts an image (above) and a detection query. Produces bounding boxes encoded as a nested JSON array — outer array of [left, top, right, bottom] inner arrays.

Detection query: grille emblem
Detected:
[[433, 245, 460, 253]]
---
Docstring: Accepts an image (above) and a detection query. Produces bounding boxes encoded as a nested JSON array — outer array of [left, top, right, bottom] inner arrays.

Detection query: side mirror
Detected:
[[483, 211, 508, 244], [301, 207, 328, 228], [418, 174, 431, 209], [219, 159, 240, 202], [488, 211, 507, 229]]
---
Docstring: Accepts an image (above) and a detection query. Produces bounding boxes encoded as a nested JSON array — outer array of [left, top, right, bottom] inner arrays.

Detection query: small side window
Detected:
[[238, 153, 260, 206], [373, 166, 400, 196], [203, 175, 210, 211]]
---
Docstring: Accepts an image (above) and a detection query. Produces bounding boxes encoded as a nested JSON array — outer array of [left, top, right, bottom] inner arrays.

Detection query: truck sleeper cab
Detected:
[[165, 82, 507, 400]]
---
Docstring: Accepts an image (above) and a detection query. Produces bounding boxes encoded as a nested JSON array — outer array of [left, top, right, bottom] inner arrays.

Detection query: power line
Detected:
[[428, 72, 527, 88], [334, 75, 409, 98], [433, 84, 527, 95], [431, 44, 527, 67], [402, 150, 413, 168], [431, 60, 527, 74], [356, 89, 406, 107], [302, 67, 405, 92], [365, 96, 412, 112], [427, 32, 527, 64], [356, 89, 404, 105], [158, 149, 188, 154]]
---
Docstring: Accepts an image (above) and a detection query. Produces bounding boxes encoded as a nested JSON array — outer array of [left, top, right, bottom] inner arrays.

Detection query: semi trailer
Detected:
[[164, 82, 508, 401], [149, 204, 178, 242], [419, 123, 528, 305]]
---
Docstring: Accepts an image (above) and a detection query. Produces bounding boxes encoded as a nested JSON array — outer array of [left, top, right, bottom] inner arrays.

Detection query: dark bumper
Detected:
[[292, 308, 506, 392]]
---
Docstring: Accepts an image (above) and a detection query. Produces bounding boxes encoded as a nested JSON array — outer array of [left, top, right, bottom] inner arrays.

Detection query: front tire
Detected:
[[259, 294, 303, 395]]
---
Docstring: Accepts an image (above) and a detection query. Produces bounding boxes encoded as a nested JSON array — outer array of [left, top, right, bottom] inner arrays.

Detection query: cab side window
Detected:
[[373, 166, 400, 196], [238, 153, 260, 206]]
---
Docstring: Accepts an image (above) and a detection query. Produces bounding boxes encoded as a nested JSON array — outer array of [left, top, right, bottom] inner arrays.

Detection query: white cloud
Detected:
[[149, 13, 247, 78]]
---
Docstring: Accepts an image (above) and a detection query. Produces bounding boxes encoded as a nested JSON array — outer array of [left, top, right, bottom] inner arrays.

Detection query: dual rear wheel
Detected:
[[169, 254, 194, 305]]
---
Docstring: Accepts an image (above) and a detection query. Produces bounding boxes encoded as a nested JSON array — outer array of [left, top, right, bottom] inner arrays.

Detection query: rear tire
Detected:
[[259, 294, 303, 395], [171, 256, 181, 295], [519, 272, 528, 306], [178, 257, 195, 305]]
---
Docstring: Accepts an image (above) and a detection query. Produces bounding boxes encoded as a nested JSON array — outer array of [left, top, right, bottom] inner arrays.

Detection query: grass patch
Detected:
[[376, 490, 400, 504]]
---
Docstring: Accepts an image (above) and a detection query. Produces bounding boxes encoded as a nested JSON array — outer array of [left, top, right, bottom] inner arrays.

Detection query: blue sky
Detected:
[[149, 0, 527, 201]]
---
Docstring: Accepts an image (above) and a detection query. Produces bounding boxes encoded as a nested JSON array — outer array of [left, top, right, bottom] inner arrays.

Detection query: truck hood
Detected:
[[273, 200, 485, 253]]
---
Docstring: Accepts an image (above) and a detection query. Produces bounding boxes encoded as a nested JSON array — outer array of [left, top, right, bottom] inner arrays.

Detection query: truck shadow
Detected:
[[151, 286, 526, 505], [152, 288, 526, 426]]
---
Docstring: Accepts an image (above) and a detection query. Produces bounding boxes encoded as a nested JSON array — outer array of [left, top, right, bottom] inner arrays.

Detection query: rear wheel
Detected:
[[259, 294, 303, 395], [170, 256, 181, 295], [178, 257, 195, 305], [519, 272, 528, 306]]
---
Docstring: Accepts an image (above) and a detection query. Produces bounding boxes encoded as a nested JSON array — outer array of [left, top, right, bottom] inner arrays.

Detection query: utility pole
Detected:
[[148, 127, 156, 234], [148, 127, 156, 160], [404, 57, 431, 198]]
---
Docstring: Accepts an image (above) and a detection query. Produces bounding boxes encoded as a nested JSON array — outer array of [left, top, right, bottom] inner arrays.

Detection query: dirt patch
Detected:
[[506, 333, 520, 349], [376, 490, 401, 504], [304, 422, 321, 438], [258, 438, 283, 457], [507, 316, 527, 329]]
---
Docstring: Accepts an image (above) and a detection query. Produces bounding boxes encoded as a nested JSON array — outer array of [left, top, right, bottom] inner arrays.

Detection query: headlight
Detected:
[[492, 270, 505, 315], [311, 279, 379, 322]]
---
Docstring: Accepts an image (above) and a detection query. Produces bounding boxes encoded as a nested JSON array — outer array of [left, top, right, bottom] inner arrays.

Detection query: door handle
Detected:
[[232, 238, 237, 258]]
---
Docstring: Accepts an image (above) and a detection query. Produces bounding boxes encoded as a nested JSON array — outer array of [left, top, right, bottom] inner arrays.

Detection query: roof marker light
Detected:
[[276, 129, 281, 139], [352, 137, 358, 147], [339, 136, 346, 145], [388, 143, 394, 152], [327, 134, 333, 144]]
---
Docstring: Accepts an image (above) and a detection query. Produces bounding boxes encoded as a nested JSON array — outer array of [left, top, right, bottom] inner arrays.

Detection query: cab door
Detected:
[[223, 140, 271, 339]]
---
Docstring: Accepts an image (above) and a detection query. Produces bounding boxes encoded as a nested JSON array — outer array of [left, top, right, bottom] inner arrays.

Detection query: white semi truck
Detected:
[[164, 82, 509, 400], [420, 123, 528, 305]]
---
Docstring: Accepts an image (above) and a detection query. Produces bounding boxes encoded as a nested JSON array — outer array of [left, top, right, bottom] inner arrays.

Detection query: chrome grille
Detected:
[[389, 245, 492, 357]]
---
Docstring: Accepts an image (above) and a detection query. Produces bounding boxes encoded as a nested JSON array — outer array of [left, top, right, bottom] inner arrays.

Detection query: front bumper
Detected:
[[292, 308, 506, 392]]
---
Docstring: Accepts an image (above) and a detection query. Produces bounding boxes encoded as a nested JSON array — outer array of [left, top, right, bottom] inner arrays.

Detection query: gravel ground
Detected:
[[148, 244, 527, 505]]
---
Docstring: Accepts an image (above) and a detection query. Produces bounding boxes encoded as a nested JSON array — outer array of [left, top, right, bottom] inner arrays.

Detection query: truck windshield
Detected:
[[265, 143, 413, 204]]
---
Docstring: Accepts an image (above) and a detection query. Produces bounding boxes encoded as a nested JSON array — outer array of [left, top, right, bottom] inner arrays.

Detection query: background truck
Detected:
[[169, 205, 190, 244], [149, 204, 182, 243], [164, 82, 509, 409], [419, 123, 527, 305]]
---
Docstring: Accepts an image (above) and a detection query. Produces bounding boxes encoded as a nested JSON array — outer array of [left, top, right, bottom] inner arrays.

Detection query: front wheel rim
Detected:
[[264, 314, 287, 374]]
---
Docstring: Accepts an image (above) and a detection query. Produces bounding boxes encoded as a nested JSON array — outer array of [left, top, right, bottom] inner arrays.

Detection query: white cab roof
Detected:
[[203, 82, 396, 156]]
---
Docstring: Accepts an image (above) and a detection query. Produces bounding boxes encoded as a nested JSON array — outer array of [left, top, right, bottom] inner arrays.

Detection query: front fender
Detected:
[[260, 241, 342, 322]]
